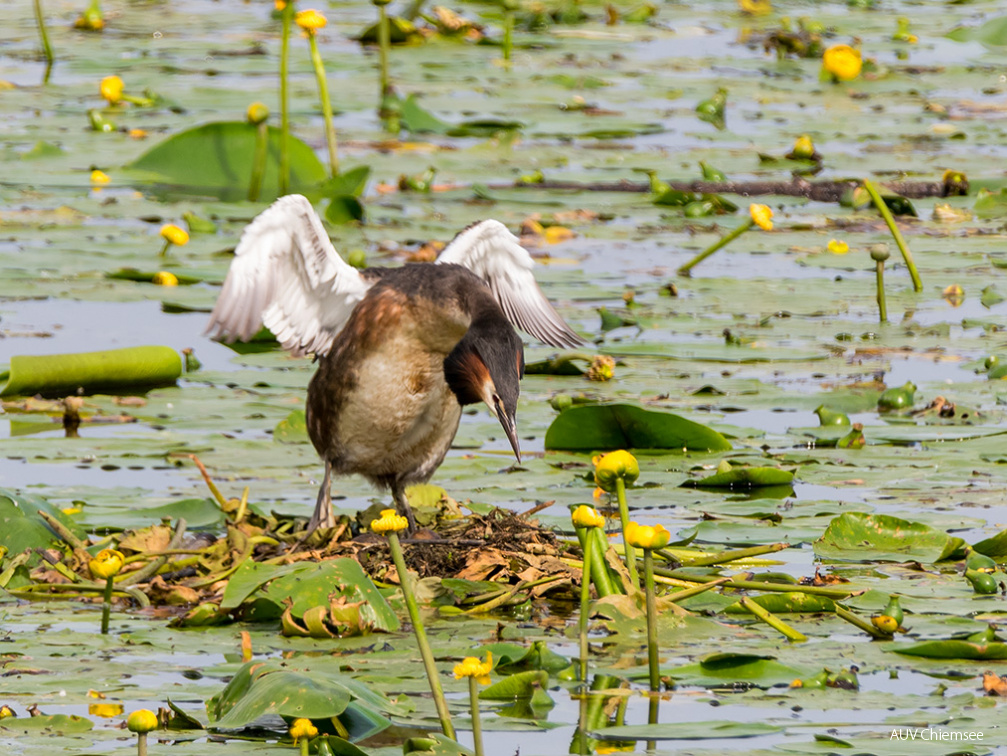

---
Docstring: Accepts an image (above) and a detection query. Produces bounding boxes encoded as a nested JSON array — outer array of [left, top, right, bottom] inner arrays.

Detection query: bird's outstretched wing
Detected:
[[206, 195, 371, 357], [435, 220, 583, 348]]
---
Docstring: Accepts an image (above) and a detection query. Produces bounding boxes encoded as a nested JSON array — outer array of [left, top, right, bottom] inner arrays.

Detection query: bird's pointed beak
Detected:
[[493, 397, 521, 463]]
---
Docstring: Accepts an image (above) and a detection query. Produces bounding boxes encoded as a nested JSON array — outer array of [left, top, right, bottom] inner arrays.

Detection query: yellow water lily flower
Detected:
[[594, 450, 639, 493], [100, 75, 124, 105], [128, 128, 148, 140], [0, 704, 14, 719], [571, 505, 605, 529], [624, 521, 671, 550], [371, 508, 409, 534], [160, 224, 190, 246], [126, 709, 158, 733], [289, 718, 318, 743], [827, 238, 849, 255], [453, 652, 493, 683], [749, 204, 773, 231], [89, 549, 125, 580], [822, 44, 862, 82], [295, 9, 327, 33], [90, 169, 110, 185], [737, 0, 771, 14], [152, 271, 179, 286]]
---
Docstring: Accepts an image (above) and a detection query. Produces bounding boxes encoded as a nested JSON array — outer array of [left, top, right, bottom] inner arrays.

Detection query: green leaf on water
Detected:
[[0, 489, 86, 556], [273, 409, 309, 444], [480, 670, 551, 701], [814, 512, 967, 563], [595, 721, 782, 740], [682, 465, 794, 489], [891, 640, 1007, 660], [208, 660, 353, 728], [722, 592, 836, 614], [947, 16, 1007, 47], [0, 346, 181, 398], [403, 734, 474, 756], [479, 640, 571, 674], [544, 403, 732, 451], [124, 122, 326, 201], [972, 528, 1007, 558], [662, 653, 809, 688]]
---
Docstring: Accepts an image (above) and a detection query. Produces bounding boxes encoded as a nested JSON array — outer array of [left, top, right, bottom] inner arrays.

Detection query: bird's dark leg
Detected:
[[307, 460, 335, 530], [392, 482, 417, 535]]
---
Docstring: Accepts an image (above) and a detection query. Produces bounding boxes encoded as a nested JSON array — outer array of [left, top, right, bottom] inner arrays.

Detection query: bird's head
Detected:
[[444, 321, 525, 461]]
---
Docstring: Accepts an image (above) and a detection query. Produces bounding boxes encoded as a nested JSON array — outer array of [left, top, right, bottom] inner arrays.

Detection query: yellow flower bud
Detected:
[[749, 204, 773, 231], [100, 75, 124, 105], [790, 135, 815, 160], [90, 169, 111, 185], [247, 102, 270, 125], [586, 354, 615, 382], [371, 508, 408, 534], [453, 651, 493, 684], [827, 238, 849, 255], [152, 271, 179, 286], [571, 505, 605, 529], [822, 44, 862, 82], [594, 450, 639, 493], [88, 702, 124, 718], [0, 704, 16, 719], [126, 709, 158, 733], [289, 718, 318, 742], [128, 129, 148, 140], [295, 9, 327, 33], [89, 549, 125, 580], [160, 224, 190, 246], [624, 521, 671, 550]]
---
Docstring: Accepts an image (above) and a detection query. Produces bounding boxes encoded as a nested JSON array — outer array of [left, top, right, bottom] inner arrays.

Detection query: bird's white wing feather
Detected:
[[205, 194, 371, 357], [435, 220, 583, 348]]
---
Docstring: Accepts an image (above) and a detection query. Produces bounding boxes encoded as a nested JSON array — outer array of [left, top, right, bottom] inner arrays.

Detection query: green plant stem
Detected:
[[643, 550, 660, 692], [835, 604, 891, 639], [378, 5, 391, 101], [158, 240, 171, 257], [614, 478, 638, 586], [387, 532, 455, 739], [640, 551, 664, 692], [675, 542, 789, 568], [248, 121, 268, 202], [137, 732, 148, 756], [677, 218, 754, 276], [739, 596, 807, 642], [653, 567, 856, 598], [875, 260, 887, 322], [100, 576, 114, 634], [279, 1, 294, 195], [33, 0, 54, 84], [468, 676, 484, 756], [862, 178, 922, 292], [502, 10, 513, 64], [664, 576, 730, 603], [306, 33, 339, 177], [588, 527, 619, 596], [578, 532, 593, 684]]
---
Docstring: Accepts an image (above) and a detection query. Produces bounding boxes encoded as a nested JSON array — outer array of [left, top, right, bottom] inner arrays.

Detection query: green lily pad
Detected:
[[682, 466, 794, 488], [814, 512, 967, 563], [595, 721, 782, 740], [544, 404, 732, 452], [0, 488, 86, 556], [662, 653, 808, 688], [125, 121, 326, 201], [891, 640, 1007, 660]]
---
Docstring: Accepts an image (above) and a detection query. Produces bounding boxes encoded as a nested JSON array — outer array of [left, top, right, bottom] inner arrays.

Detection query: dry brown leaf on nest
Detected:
[[147, 576, 200, 606], [456, 547, 509, 582]]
